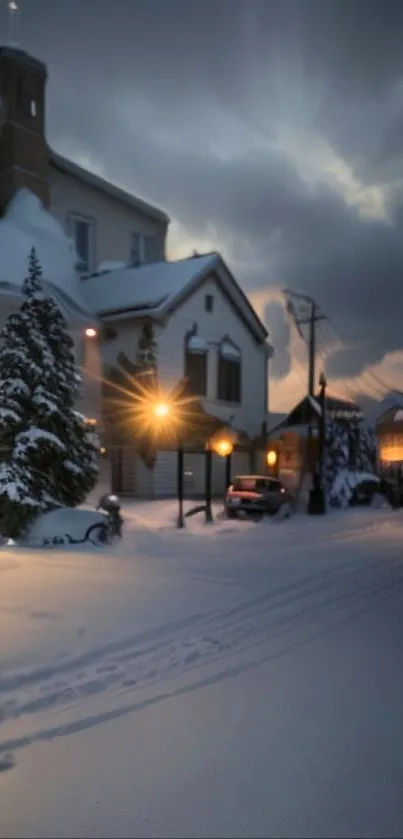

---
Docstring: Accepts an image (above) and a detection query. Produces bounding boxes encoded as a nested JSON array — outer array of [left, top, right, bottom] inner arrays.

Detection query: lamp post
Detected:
[[204, 445, 213, 523], [307, 372, 327, 515], [152, 400, 185, 528], [177, 441, 185, 529], [207, 434, 235, 522]]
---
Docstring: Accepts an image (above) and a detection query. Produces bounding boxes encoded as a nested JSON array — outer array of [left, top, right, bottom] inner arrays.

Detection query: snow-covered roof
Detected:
[[50, 151, 170, 225], [83, 254, 216, 315], [82, 253, 269, 343], [0, 190, 95, 323]]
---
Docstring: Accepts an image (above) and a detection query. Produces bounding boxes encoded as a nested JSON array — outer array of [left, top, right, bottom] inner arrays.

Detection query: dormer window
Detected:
[[68, 212, 96, 275], [205, 294, 214, 313], [185, 332, 208, 396], [130, 233, 141, 267], [217, 339, 241, 403]]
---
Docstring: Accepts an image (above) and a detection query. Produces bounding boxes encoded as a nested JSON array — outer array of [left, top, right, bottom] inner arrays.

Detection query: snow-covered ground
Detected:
[[1, 502, 403, 838]]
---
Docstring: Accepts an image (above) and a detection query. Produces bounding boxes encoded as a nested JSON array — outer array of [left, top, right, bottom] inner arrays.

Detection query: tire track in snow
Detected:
[[2, 556, 403, 758], [2, 546, 403, 723]]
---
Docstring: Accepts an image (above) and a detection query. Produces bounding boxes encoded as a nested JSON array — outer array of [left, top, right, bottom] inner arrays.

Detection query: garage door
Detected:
[[153, 451, 177, 497], [231, 451, 251, 478]]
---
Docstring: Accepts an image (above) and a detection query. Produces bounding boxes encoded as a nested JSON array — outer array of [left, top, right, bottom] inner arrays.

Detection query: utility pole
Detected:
[[284, 290, 327, 506], [308, 300, 316, 396], [284, 291, 326, 397]]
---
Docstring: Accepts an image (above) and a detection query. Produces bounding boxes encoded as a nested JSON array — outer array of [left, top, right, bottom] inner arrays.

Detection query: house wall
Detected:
[[156, 274, 269, 438], [49, 168, 167, 271], [100, 318, 146, 369], [98, 274, 268, 499]]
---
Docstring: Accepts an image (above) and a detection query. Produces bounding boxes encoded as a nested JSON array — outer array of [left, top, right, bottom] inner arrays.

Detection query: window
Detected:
[[30, 99, 37, 118], [217, 340, 241, 403], [185, 334, 208, 396], [69, 214, 96, 274], [143, 236, 159, 264], [130, 233, 141, 267], [205, 294, 214, 313]]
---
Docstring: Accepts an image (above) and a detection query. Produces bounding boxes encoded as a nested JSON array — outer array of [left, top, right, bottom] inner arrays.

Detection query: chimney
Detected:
[[0, 46, 49, 216]]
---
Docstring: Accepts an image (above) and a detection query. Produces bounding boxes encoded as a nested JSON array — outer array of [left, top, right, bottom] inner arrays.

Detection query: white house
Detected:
[[0, 44, 274, 499], [82, 253, 273, 497]]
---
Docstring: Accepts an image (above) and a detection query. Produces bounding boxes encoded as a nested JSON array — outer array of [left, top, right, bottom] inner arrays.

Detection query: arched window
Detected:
[[184, 330, 208, 396], [217, 338, 241, 403]]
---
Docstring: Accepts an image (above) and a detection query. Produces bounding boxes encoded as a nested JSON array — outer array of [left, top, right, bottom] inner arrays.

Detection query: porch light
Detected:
[[267, 449, 277, 467], [85, 327, 97, 338]]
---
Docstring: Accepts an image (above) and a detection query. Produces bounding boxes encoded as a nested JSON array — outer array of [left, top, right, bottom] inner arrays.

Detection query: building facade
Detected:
[[0, 44, 274, 499], [0, 46, 170, 272]]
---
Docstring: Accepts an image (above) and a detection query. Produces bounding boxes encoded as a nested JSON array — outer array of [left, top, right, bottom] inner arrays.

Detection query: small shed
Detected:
[[267, 392, 377, 499]]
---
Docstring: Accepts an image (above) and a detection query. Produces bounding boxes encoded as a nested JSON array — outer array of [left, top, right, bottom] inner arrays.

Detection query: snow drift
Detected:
[[0, 189, 94, 321]]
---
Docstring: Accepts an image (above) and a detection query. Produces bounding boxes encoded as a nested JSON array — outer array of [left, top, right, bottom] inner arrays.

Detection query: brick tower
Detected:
[[0, 46, 49, 216]]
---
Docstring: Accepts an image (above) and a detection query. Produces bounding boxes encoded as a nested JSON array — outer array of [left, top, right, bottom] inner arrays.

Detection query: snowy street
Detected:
[[1, 504, 403, 838]]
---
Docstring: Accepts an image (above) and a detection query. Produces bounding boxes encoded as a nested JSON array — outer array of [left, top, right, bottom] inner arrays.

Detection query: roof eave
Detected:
[[49, 150, 170, 225], [159, 254, 269, 345]]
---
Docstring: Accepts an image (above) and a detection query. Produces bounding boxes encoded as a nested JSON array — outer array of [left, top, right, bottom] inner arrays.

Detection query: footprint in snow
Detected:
[[184, 650, 201, 664], [121, 678, 137, 687], [96, 664, 118, 675], [0, 752, 15, 773]]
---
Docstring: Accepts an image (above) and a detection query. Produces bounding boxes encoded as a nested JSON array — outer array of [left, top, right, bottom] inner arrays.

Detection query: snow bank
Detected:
[[329, 469, 379, 508], [26, 507, 108, 546], [1, 503, 403, 838], [0, 190, 93, 320]]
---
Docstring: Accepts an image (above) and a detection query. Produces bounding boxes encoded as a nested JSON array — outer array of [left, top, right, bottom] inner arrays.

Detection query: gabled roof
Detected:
[[376, 405, 403, 429], [82, 252, 269, 344], [49, 151, 170, 225], [271, 392, 364, 432]]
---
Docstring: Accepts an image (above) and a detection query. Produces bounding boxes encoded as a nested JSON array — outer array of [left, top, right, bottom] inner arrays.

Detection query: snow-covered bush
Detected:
[[324, 417, 378, 507], [328, 470, 380, 509], [0, 248, 100, 537]]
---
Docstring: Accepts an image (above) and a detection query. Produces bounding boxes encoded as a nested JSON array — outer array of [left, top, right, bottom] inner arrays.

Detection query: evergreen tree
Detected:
[[0, 248, 100, 537]]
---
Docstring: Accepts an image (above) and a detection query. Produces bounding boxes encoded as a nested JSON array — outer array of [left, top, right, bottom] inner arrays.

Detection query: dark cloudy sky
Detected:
[[4, 0, 403, 412]]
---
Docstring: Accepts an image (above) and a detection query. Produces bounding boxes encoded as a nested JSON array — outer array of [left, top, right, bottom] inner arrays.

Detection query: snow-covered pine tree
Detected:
[[0, 305, 42, 537], [0, 248, 100, 537], [18, 247, 100, 507]]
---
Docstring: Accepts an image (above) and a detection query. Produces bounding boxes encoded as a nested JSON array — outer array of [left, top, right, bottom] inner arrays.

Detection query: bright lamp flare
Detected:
[[213, 438, 233, 458], [85, 327, 97, 338], [267, 449, 277, 467], [153, 402, 170, 419]]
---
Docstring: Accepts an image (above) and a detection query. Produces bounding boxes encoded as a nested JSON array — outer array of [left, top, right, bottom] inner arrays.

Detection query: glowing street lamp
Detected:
[[211, 437, 234, 458], [147, 397, 184, 528], [153, 401, 170, 419], [85, 327, 97, 339], [267, 449, 277, 467]]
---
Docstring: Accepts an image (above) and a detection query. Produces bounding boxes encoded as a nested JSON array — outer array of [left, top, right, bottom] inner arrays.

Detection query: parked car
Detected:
[[224, 475, 290, 518]]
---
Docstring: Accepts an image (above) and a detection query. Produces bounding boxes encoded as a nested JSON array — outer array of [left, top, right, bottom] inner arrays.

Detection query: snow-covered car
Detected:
[[224, 475, 290, 518], [26, 507, 114, 547]]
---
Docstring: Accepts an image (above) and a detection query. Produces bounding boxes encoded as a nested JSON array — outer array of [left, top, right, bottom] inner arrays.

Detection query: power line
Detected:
[[283, 289, 326, 396]]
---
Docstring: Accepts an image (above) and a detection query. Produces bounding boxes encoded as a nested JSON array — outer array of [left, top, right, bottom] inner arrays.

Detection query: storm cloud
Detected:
[[5, 0, 403, 397]]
